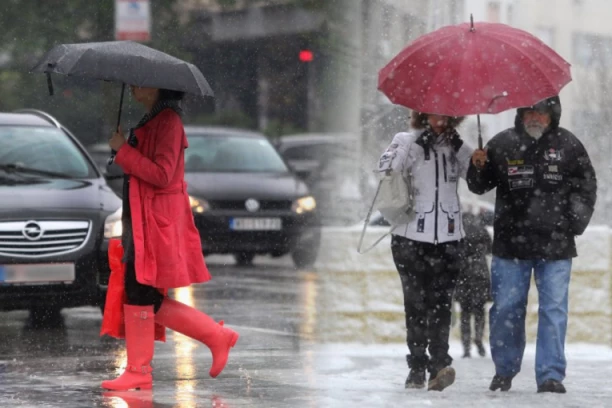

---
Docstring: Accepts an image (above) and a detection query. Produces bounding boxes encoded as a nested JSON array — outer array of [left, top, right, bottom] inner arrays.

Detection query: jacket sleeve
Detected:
[[566, 137, 597, 235], [114, 113, 183, 188], [467, 139, 498, 195], [377, 132, 416, 175]]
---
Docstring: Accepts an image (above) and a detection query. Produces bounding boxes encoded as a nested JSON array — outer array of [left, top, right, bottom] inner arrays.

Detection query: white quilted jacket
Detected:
[[377, 130, 474, 244]]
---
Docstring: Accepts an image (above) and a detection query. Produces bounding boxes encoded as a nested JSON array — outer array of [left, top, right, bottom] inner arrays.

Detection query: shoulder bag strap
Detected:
[[357, 178, 398, 254]]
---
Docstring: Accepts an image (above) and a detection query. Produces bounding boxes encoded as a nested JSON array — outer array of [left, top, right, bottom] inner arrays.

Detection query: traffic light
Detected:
[[299, 49, 314, 62]]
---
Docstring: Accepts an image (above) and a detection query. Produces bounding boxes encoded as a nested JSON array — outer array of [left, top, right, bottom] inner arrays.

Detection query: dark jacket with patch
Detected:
[[466, 120, 597, 260]]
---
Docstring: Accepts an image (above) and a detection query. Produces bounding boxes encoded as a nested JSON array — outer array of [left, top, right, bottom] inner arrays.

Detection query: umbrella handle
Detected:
[[116, 83, 126, 131], [108, 83, 126, 166], [46, 73, 54, 96], [477, 114, 483, 150], [476, 114, 485, 168]]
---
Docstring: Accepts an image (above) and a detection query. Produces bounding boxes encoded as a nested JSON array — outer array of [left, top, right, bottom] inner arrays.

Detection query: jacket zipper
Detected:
[[442, 153, 448, 183], [433, 148, 439, 244]]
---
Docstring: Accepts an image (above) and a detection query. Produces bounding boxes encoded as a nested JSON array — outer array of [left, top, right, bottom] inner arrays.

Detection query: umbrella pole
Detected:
[[477, 114, 483, 149], [108, 83, 126, 165], [116, 83, 126, 131]]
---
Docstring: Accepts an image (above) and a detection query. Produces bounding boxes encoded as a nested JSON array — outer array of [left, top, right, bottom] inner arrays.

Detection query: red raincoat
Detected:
[[114, 109, 211, 288]]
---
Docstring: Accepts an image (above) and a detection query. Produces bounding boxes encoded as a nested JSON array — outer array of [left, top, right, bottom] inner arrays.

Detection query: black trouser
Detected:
[[124, 260, 164, 313], [391, 235, 461, 373], [459, 298, 486, 350]]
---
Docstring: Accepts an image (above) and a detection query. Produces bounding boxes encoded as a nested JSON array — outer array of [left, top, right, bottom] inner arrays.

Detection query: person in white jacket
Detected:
[[378, 111, 474, 391]]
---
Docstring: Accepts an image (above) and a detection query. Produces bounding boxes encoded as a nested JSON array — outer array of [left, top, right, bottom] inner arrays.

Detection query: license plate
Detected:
[[0, 263, 75, 285], [229, 218, 282, 231]]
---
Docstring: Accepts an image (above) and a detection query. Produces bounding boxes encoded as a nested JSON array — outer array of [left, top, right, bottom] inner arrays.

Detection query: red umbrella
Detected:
[[378, 16, 572, 147]]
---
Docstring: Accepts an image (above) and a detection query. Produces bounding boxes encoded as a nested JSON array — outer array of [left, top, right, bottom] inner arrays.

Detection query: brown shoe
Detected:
[[428, 366, 456, 391]]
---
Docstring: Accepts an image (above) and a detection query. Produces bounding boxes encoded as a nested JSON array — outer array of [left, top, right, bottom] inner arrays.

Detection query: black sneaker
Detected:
[[405, 369, 426, 389], [537, 380, 566, 394], [428, 366, 456, 391], [489, 374, 513, 391]]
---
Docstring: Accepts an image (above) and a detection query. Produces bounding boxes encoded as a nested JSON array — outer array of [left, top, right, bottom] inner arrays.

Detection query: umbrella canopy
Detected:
[[378, 19, 571, 117], [31, 41, 215, 165], [31, 40, 213, 97]]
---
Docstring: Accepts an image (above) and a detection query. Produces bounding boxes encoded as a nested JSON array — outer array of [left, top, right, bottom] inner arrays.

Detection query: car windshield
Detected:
[[0, 126, 96, 179], [185, 132, 289, 173]]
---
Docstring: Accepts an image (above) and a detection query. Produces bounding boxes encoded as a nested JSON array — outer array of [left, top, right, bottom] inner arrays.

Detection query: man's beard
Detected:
[[525, 122, 547, 139]]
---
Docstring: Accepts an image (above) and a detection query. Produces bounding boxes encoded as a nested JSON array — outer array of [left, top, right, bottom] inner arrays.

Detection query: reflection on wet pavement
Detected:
[[172, 286, 197, 408], [0, 258, 323, 407], [101, 390, 154, 408]]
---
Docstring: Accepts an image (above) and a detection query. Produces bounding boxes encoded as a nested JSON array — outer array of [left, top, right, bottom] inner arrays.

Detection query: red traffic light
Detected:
[[299, 50, 314, 62]]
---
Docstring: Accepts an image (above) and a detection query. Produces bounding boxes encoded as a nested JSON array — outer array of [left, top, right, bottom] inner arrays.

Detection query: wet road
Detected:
[[1, 255, 612, 408], [0, 255, 321, 408]]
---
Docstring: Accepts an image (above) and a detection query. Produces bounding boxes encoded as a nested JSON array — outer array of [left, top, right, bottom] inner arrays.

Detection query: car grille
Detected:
[[0, 220, 91, 258], [210, 200, 293, 211]]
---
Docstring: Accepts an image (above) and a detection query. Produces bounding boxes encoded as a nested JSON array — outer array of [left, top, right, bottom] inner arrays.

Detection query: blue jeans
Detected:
[[489, 256, 572, 385]]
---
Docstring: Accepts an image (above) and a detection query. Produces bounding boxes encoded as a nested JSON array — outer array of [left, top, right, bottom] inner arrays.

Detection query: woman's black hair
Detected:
[[158, 89, 185, 102]]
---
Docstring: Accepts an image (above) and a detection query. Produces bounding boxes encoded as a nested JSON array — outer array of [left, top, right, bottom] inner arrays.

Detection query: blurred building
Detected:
[[183, 1, 329, 138], [356, 0, 430, 204]]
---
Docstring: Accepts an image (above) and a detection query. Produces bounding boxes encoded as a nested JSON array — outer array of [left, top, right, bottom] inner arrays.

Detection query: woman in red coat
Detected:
[[101, 86, 239, 391]]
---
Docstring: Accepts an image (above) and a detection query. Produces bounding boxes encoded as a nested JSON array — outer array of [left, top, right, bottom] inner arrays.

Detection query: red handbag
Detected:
[[100, 238, 167, 341]]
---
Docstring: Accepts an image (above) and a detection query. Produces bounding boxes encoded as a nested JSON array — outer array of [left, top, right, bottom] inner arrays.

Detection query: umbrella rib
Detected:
[[488, 29, 570, 73], [380, 30, 459, 89], [488, 28, 571, 70], [480, 30, 570, 89], [472, 32, 563, 112], [59, 48, 97, 76], [397, 31, 458, 62], [420, 47, 461, 115], [477, 35, 502, 113]]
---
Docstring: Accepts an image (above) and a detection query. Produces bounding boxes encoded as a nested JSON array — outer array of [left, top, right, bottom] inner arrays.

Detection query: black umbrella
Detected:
[[31, 41, 214, 162]]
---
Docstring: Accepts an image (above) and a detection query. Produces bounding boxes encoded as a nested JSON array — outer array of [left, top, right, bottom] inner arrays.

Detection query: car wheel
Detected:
[[291, 229, 321, 269], [28, 306, 64, 329], [234, 252, 256, 266]]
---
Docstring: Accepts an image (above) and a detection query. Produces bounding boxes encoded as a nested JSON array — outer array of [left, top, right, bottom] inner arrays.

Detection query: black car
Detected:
[[0, 109, 120, 324], [184, 126, 321, 267]]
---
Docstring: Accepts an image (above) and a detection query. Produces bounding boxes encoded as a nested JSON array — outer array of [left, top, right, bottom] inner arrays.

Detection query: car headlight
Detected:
[[292, 196, 316, 214], [104, 207, 123, 239], [189, 195, 210, 214]]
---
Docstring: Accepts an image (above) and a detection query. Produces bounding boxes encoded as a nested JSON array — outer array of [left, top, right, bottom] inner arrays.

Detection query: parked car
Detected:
[[275, 133, 362, 226], [183, 126, 321, 268], [0, 109, 121, 325]]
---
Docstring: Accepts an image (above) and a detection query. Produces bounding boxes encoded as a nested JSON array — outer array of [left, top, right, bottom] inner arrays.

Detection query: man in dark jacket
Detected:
[[467, 96, 597, 394]]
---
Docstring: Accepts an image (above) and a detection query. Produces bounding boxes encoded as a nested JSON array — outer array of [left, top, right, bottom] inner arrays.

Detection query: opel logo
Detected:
[[22, 221, 43, 241], [245, 198, 260, 213]]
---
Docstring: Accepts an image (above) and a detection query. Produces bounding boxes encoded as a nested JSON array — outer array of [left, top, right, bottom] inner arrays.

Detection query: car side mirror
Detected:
[[286, 161, 312, 180], [295, 169, 313, 180]]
